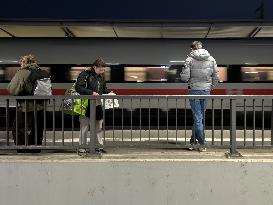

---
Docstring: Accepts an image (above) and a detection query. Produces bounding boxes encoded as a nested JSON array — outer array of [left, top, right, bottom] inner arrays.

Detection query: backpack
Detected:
[[34, 78, 52, 95]]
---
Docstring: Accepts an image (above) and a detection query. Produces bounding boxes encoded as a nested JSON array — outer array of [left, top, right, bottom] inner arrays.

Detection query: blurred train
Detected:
[[1, 38, 273, 97], [0, 38, 273, 128], [0, 62, 273, 94], [0, 62, 273, 109]]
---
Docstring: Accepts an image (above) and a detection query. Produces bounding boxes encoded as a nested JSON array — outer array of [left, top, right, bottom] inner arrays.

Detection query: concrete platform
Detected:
[[1, 148, 273, 205], [1, 148, 273, 162]]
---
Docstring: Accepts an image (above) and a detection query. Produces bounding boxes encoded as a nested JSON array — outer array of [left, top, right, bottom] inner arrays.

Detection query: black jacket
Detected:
[[75, 68, 109, 95], [75, 68, 109, 119]]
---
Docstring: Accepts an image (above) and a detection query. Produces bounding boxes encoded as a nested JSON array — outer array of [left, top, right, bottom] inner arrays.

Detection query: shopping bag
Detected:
[[63, 83, 88, 116]]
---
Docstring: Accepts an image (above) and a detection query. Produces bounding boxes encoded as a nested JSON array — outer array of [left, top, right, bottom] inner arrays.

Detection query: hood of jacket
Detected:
[[189, 49, 211, 61]]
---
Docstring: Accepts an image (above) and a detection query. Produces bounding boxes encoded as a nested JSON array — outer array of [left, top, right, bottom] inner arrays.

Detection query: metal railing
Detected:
[[0, 95, 272, 154]]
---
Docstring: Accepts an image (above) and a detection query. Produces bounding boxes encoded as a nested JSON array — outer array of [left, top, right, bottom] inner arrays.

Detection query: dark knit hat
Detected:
[[92, 58, 107, 67]]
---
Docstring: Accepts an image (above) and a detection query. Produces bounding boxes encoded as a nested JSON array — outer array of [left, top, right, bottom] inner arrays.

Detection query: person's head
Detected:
[[19, 54, 36, 68], [190, 41, 203, 50], [92, 58, 107, 75]]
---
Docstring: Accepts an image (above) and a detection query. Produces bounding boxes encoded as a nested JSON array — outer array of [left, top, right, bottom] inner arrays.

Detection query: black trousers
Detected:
[[12, 110, 44, 146], [85, 105, 103, 120]]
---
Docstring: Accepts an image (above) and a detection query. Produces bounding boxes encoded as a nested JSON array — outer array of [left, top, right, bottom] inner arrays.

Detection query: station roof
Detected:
[[1, 21, 273, 38]]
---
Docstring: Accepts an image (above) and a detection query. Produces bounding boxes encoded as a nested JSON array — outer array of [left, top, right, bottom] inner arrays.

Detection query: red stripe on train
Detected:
[[0, 90, 10, 95], [52, 89, 226, 95], [2, 89, 273, 95], [243, 89, 273, 95]]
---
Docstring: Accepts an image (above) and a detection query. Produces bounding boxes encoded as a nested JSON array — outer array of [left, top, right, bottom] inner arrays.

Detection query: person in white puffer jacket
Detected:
[[181, 41, 219, 151]]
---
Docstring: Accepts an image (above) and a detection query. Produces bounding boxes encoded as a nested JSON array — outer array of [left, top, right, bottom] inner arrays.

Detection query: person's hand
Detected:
[[108, 91, 116, 95], [92, 92, 99, 96]]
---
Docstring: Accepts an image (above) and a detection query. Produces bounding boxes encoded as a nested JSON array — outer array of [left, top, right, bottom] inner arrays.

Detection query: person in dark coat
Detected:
[[7, 54, 48, 153], [75, 58, 112, 153]]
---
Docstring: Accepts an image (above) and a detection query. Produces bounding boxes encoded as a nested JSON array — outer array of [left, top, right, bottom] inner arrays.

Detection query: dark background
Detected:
[[0, 0, 272, 20]]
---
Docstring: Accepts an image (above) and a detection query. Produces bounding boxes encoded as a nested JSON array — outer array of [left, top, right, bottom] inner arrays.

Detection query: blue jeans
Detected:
[[189, 90, 210, 145]]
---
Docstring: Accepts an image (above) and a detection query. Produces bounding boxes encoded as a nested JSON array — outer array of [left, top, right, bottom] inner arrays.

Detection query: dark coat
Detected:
[[7, 63, 49, 112], [75, 68, 109, 95], [7, 64, 38, 96], [75, 68, 109, 119]]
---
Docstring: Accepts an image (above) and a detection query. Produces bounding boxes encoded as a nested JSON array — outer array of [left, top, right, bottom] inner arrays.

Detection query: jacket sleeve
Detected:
[[211, 59, 219, 89], [75, 71, 93, 95], [180, 58, 191, 82], [7, 70, 31, 96]]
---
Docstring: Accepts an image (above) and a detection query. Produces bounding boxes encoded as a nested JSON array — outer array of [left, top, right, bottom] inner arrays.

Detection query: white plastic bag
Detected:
[[101, 93, 119, 109], [34, 78, 52, 96]]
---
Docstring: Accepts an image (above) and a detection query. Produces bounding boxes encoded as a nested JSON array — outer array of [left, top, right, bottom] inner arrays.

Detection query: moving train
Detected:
[[0, 38, 272, 128], [1, 38, 273, 97], [0, 62, 273, 96]]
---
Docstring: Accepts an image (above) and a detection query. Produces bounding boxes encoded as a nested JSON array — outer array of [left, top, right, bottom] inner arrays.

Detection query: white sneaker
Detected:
[[78, 148, 88, 156], [198, 147, 207, 152], [188, 143, 195, 151]]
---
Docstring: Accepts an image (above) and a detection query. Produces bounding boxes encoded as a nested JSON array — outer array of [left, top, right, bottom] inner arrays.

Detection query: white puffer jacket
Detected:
[[181, 49, 219, 90]]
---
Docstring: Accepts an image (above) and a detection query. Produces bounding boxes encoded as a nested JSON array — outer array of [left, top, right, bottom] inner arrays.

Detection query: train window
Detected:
[[218, 66, 227, 82], [70, 67, 87, 81], [169, 65, 183, 82], [70, 66, 111, 81], [4, 67, 20, 80], [1, 66, 50, 81], [125, 66, 168, 82], [0, 67, 5, 81], [241, 67, 273, 81], [104, 66, 111, 81], [40, 67, 51, 72]]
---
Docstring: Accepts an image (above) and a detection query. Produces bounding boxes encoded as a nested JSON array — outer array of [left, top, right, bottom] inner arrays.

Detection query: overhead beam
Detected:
[[0, 27, 15, 37], [248, 27, 262, 38], [204, 24, 212, 38], [61, 27, 76, 37], [112, 25, 119, 38]]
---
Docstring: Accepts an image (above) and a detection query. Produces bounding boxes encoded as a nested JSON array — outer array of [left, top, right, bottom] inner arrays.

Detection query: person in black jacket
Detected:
[[75, 58, 112, 153]]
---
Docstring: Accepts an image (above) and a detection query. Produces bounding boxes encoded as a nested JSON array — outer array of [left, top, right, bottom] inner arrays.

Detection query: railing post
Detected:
[[271, 99, 273, 146], [226, 98, 242, 158], [89, 98, 96, 154], [6, 99, 9, 146], [230, 99, 236, 154]]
